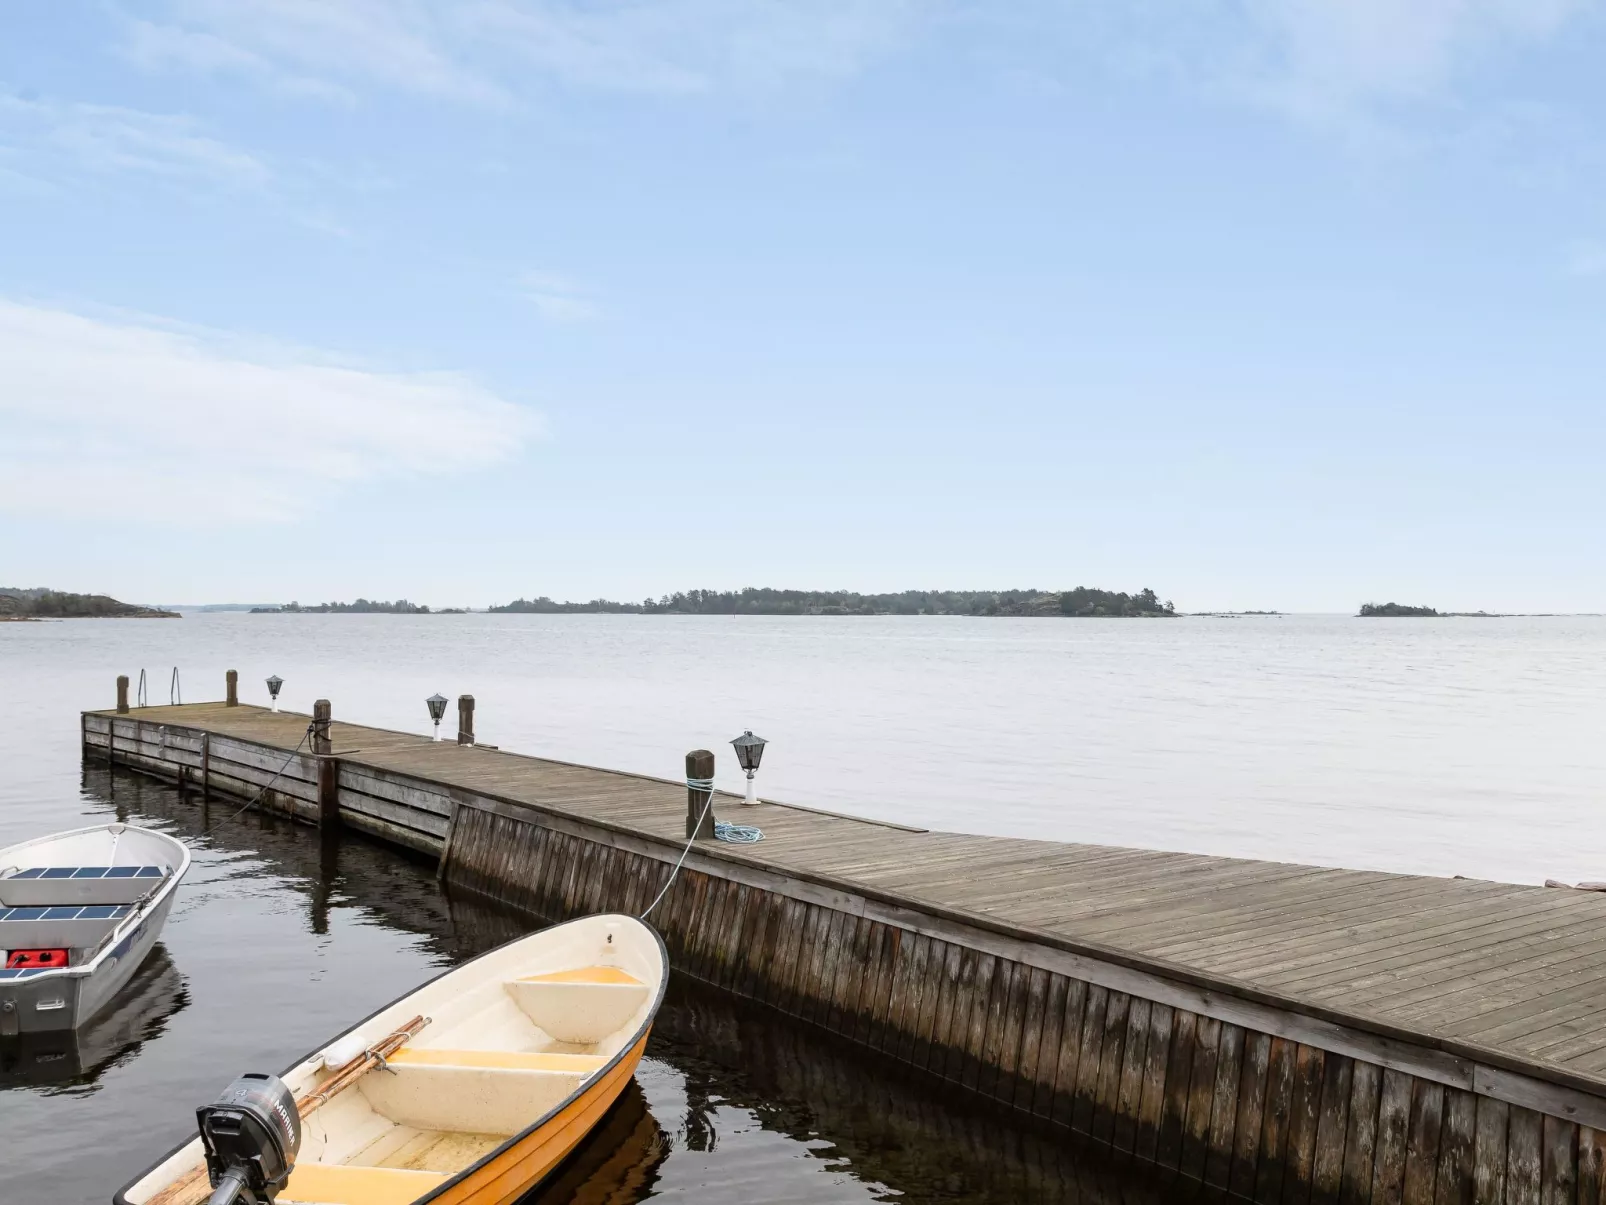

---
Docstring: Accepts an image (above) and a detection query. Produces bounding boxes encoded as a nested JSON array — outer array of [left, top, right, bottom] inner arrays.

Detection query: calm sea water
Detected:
[[3, 612, 1603, 1203], [6, 611, 1606, 881]]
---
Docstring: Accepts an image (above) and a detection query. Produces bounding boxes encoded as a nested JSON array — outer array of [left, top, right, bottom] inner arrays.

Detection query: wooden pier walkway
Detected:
[[81, 697, 1606, 1205]]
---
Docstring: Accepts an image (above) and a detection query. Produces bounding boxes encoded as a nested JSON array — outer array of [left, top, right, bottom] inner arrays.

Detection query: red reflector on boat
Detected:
[[6, 949, 69, 969]]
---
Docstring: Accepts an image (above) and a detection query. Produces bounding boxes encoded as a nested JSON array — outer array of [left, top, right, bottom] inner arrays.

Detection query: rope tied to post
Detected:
[[639, 774, 764, 920], [207, 723, 316, 832]]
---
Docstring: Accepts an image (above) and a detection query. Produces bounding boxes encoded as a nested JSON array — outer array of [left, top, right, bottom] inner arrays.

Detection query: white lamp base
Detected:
[[743, 777, 758, 806]]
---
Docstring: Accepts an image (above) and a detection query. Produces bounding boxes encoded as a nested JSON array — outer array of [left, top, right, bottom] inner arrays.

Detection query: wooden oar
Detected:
[[146, 1015, 431, 1205]]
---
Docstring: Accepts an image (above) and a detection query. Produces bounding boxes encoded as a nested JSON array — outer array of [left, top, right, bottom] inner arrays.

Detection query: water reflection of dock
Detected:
[[81, 762, 533, 965], [655, 974, 1198, 1205], [0, 946, 186, 1090], [89, 699, 1606, 1204]]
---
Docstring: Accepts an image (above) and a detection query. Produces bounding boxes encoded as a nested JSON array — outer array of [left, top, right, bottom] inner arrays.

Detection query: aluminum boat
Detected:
[[0, 823, 188, 1034]]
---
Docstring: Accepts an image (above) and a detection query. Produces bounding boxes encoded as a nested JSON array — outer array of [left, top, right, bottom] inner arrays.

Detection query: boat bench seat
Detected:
[[389, 1048, 608, 1074], [0, 867, 165, 908], [503, 966, 649, 1044], [0, 903, 132, 950], [281, 1163, 447, 1205], [357, 1048, 602, 1136]]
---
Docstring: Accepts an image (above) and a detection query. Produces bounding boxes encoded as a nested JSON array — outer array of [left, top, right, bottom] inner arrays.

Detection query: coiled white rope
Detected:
[[639, 775, 764, 919]]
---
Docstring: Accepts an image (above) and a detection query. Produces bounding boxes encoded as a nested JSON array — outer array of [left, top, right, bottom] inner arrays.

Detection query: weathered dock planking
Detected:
[[84, 697, 1606, 1204]]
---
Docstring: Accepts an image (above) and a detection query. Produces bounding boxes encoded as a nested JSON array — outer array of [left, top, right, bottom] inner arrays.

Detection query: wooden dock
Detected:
[[81, 695, 1606, 1205]]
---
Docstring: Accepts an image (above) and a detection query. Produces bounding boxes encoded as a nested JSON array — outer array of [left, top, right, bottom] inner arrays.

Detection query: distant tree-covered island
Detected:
[[252, 599, 435, 614], [1359, 602, 1439, 617], [492, 586, 1177, 617], [0, 588, 178, 619]]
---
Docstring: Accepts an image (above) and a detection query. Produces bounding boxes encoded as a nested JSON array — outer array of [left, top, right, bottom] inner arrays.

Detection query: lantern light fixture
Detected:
[[265, 675, 284, 712], [426, 693, 449, 741], [730, 730, 767, 806]]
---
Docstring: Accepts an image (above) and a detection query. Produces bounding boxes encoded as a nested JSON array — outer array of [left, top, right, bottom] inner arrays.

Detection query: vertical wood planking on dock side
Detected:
[[1312, 1052, 1354, 1205], [1402, 1080, 1446, 1205], [1093, 989, 1130, 1146], [1438, 1088, 1479, 1205], [1180, 1014, 1221, 1182], [1581, 1128, 1606, 1205], [1233, 1031, 1273, 1199], [1374, 1067, 1416, 1205], [1113, 995, 1151, 1155], [1255, 1035, 1296, 1205], [1288, 1043, 1327, 1200], [80, 709, 1606, 1205], [1343, 1059, 1384, 1205], [1508, 1105, 1545, 1205], [1033, 971, 1070, 1121], [1541, 1113, 1577, 1205]]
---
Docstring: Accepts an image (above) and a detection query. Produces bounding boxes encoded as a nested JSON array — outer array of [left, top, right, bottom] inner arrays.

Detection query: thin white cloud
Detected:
[[118, 0, 920, 102], [119, 17, 356, 103], [518, 271, 599, 322], [0, 93, 268, 185], [120, 1, 509, 106], [0, 300, 538, 524]]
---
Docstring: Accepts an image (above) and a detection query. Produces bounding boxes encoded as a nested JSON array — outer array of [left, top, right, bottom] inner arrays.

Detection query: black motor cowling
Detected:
[[196, 1073, 301, 1205]]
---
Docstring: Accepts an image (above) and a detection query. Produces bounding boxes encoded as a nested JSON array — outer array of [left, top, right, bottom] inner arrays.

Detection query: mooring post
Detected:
[[116, 675, 129, 714], [457, 695, 475, 746], [686, 749, 716, 840], [311, 698, 338, 829], [225, 669, 238, 707], [312, 699, 332, 755]]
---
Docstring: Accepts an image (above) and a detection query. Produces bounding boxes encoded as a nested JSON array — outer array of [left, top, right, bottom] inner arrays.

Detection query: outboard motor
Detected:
[[195, 1073, 300, 1205]]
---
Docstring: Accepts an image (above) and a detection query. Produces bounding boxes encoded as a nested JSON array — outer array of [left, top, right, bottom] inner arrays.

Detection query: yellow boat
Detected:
[[116, 914, 667, 1205]]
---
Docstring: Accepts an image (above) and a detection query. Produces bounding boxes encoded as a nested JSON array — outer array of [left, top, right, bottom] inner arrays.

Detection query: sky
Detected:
[[3, 1, 1605, 612]]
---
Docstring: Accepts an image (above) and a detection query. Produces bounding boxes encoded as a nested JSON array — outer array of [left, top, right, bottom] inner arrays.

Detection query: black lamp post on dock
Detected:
[[425, 693, 449, 741], [731, 730, 767, 806]]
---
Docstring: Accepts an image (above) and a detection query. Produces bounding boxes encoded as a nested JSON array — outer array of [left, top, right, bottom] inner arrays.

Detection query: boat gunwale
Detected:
[[112, 912, 670, 1205], [0, 823, 189, 985]]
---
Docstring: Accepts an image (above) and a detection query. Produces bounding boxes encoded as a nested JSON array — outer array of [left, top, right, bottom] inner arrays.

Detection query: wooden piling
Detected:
[[686, 749, 716, 840], [225, 669, 238, 707], [308, 699, 337, 828], [457, 694, 475, 746], [116, 675, 129, 714], [311, 700, 332, 755]]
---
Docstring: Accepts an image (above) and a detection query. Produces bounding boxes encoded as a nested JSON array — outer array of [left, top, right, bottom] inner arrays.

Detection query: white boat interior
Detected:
[[294, 933, 654, 1194], [124, 913, 666, 1205]]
